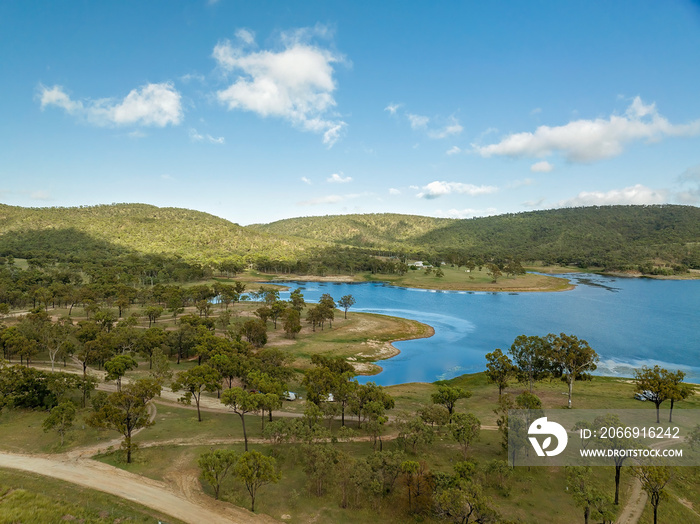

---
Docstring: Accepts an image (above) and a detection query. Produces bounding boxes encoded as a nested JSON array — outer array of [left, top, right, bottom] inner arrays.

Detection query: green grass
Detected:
[[361, 265, 573, 292], [0, 468, 185, 524], [0, 408, 119, 454]]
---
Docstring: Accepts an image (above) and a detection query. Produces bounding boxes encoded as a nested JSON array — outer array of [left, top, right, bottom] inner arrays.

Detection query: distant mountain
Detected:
[[0, 203, 323, 263]]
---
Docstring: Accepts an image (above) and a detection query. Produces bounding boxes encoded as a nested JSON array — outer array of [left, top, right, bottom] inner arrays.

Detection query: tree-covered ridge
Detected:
[[251, 213, 452, 249], [0, 203, 323, 264], [254, 205, 700, 270]]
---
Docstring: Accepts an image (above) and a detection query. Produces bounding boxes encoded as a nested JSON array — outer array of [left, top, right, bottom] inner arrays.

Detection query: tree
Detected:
[[104, 354, 138, 392], [282, 308, 302, 339], [198, 449, 238, 500], [486, 263, 502, 283], [665, 369, 692, 423], [43, 401, 76, 446], [235, 450, 280, 512], [87, 378, 160, 463], [634, 463, 673, 524], [547, 333, 599, 409], [171, 365, 221, 422], [508, 335, 550, 393], [241, 318, 267, 347], [396, 414, 435, 454], [566, 466, 615, 524], [338, 294, 356, 319], [222, 387, 260, 451], [137, 327, 167, 370], [431, 385, 472, 423], [591, 413, 640, 505], [144, 305, 163, 327], [450, 412, 481, 459], [484, 348, 516, 397], [633, 365, 671, 424], [289, 288, 305, 312]]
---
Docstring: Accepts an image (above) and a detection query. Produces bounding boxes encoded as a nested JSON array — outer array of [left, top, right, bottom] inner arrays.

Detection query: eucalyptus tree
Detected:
[[171, 365, 221, 422], [547, 333, 599, 409]]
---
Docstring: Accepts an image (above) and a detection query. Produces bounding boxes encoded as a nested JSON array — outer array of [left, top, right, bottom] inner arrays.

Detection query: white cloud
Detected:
[[389, 188, 401, 195], [474, 97, 700, 163], [213, 27, 346, 147], [189, 128, 225, 144], [407, 113, 429, 129], [301, 176, 312, 185], [417, 181, 499, 199], [39, 83, 183, 127], [327, 172, 352, 183], [531, 107, 542, 115], [235, 28, 256, 45], [384, 103, 401, 115], [446, 146, 462, 155], [428, 117, 463, 139], [180, 73, 206, 84], [558, 184, 668, 207], [530, 160, 554, 173]]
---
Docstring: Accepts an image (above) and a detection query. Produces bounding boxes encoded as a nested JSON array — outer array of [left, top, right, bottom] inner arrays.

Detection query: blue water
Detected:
[[273, 274, 700, 386]]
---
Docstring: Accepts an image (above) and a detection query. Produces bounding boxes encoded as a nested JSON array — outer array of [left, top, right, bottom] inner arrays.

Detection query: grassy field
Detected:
[[250, 265, 575, 292], [0, 469, 185, 523]]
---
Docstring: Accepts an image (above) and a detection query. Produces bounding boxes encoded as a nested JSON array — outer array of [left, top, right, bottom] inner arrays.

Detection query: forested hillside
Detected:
[[254, 205, 700, 270], [1, 203, 698, 274], [0, 203, 321, 264], [252, 213, 451, 249]]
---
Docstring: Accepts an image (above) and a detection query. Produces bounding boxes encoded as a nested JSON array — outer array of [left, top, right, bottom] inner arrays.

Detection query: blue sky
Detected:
[[1, 1, 700, 225]]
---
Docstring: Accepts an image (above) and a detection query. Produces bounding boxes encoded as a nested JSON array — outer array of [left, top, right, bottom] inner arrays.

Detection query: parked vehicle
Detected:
[[284, 391, 297, 401]]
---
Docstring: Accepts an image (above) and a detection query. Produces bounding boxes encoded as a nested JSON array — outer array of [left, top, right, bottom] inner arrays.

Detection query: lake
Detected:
[[274, 273, 700, 386]]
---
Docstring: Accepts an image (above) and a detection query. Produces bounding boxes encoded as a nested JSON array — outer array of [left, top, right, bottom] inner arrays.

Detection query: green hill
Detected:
[[251, 213, 451, 249], [1, 203, 698, 272], [0, 203, 323, 264], [253, 206, 700, 269]]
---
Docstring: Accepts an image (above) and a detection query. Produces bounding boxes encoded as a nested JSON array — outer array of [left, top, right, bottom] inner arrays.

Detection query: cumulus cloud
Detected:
[[301, 176, 312, 185], [213, 27, 347, 147], [474, 97, 700, 163], [417, 181, 499, 199], [558, 184, 668, 207], [389, 188, 401, 195], [446, 146, 462, 155], [327, 172, 352, 183], [530, 160, 554, 173], [189, 128, 225, 144], [38, 83, 183, 127]]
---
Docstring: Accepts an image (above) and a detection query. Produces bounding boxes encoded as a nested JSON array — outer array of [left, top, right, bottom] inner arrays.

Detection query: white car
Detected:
[[284, 391, 297, 401]]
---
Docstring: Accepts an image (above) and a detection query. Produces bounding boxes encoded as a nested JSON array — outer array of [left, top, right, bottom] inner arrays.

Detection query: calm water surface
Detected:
[[276, 274, 700, 386]]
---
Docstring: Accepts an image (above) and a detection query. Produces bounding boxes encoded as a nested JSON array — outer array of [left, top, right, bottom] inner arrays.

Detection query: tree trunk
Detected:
[[240, 413, 249, 451], [567, 378, 573, 409], [614, 465, 621, 504], [669, 399, 675, 423]]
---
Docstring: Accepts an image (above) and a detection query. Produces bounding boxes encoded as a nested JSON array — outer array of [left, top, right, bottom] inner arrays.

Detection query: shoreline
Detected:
[[352, 320, 435, 376], [265, 272, 575, 293]]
